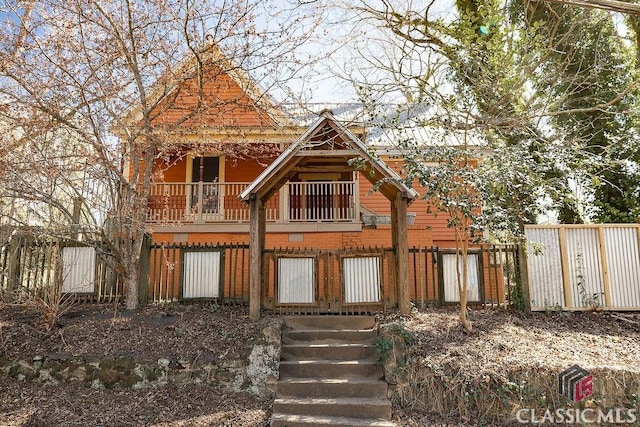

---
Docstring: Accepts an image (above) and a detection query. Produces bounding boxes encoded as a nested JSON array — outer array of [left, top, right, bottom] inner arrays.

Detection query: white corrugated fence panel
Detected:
[[525, 228, 564, 310], [343, 257, 381, 304], [604, 227, 640, 308], [278, 257, 314, 304], [565, 229, 604, 309], [443, 254, 479, 303], [62, 246, 96, 293], [183, 251, 221, 299]]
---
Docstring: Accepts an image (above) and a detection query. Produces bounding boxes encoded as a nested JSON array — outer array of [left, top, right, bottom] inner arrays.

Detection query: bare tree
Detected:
[[1, 0, 328, 309]]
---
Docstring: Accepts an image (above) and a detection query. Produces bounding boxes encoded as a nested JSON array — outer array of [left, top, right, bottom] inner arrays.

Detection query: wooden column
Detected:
[[249, 195, 264, 321], [393, 194, 411, 315], [391, 197, 399, 304]]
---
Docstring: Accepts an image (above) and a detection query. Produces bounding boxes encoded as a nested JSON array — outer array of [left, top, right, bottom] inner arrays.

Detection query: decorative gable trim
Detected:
[[239, 110, 418, 202]]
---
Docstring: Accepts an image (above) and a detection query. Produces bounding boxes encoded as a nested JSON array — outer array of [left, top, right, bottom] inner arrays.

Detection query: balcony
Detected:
[[147, 181, 358, 226]]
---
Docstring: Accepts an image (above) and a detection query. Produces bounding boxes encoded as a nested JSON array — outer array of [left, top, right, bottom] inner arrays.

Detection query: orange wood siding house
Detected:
[[127, 51, 507, 311], [138, 58, 448, 249]]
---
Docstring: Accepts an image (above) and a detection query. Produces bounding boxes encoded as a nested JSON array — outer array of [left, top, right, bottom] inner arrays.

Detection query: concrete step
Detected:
[[282, 329, 377, 345], [284, 316, 376, 331], [282, 343, 377, 361], [276, 378, 388, 399], [272, 315, 393, 427], [279, 360, 383, 380], [270, 413, 395, 427], [273, 397, 392, 420]]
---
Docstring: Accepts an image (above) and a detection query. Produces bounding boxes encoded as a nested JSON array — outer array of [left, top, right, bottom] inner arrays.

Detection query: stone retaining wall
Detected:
[[0, 319, 283, 398]]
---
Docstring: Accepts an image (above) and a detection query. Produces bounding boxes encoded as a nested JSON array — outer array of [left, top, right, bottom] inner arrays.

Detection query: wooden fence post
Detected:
[[138, 234, 151, 305], [558, 227, 572, 309], [477, 248, 486, 306], [7, 238, 22, 294], [71, 197, 82, 240], [516, 245, 532, 312], [597, 226, 612, 309]]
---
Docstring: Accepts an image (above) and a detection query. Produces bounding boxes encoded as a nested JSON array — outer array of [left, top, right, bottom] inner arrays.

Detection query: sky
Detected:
[[0, 0, 458, 105], [281, 0, 458, 104]]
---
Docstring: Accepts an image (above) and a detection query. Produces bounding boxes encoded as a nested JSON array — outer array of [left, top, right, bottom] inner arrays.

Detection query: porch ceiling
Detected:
[[239, 110, 419, 204]]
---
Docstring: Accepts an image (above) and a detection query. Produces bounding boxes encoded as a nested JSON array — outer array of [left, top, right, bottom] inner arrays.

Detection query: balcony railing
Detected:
[[147, 181, 357, 225], [287, 181, 356, 222]]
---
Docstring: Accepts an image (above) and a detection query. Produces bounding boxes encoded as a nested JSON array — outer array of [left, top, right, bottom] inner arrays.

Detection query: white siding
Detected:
[[343, 257, 381, 304], [62, 246, 96, 293], [442, 254, 479, 303], [278, 257, 314, 304], [183, 251, 221, 299]]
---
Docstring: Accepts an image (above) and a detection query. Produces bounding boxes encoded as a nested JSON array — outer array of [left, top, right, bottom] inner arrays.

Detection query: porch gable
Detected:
[[240, 110, 419, 320], [239, 110, 419, 203]]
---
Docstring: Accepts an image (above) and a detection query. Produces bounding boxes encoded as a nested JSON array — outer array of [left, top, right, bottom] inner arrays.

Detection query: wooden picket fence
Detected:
[[0, 236, 121, 302], [143, 242, 250, 304], [141, 243, 518, 312], [2, 236, 519, 312]]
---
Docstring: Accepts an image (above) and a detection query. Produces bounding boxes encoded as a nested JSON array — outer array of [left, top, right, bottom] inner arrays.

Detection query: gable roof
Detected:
[[122, 44, 292, 129], [239, 110, 418, 203]]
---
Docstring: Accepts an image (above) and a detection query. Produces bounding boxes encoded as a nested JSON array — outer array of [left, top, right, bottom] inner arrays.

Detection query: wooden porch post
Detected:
[[393, 194, 411, 315], [249, 195, 264, 321]]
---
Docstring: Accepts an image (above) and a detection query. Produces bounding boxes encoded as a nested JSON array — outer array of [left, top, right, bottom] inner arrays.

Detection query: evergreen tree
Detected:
[[526, 3, 640, 222]]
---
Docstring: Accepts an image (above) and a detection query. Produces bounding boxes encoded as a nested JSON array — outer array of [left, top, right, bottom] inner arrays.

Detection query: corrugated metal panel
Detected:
[[278, 257, 314, 304], [566, 229, 604, 309], [62, 247, 96, 293], [525, 228, 564, 310], [343, 257, 381, 303], [183, 251, 221, 299], [604, 227, 640, 308], [442, 254, 479, 303]]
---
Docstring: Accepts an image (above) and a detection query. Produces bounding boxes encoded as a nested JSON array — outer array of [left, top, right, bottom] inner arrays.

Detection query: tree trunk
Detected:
[[455, 219, 473, 333], [125, 274, 138, 310], [116, 181, 149, 310]]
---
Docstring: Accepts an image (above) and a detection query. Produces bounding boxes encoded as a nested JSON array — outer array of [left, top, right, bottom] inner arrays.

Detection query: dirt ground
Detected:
[[1, 302, 639, 426], [385, 307, 640, 426], [398, 307, 640, 373], [0, 302, 271, 427]]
